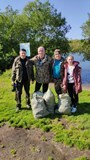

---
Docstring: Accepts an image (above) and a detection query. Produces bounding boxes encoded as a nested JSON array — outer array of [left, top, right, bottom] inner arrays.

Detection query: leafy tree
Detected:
[[23, 0, 71, 55], [69, 39, 83, 53], [81, 13, 90, 39], [0, 5, 19, 53], [0, 44, 6, 72], [81, 13, 90, 59], [0, 0, 71, 72]]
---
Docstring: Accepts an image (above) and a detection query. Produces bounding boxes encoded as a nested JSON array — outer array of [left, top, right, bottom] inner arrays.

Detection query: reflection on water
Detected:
[[67, 53, 90, 85]]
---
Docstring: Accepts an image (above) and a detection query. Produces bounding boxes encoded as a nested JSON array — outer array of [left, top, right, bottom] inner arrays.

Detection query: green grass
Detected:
[[0, 69, 90, 152], [74, 156, 90, 160]]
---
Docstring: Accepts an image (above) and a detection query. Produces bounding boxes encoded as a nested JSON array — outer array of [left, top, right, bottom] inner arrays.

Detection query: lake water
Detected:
[[67, 53, 90, 85]]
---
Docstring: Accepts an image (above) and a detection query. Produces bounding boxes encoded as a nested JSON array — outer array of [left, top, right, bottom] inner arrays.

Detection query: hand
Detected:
[[11, 81, 15, 86], [62, 85, 66, 90], [32, 81, 34, 84]]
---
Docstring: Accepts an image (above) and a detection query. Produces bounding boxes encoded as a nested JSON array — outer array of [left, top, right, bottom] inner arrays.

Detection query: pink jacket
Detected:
[[62, 61, 82, 94]]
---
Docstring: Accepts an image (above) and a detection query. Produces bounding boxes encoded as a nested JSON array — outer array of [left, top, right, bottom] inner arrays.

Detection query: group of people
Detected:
[[12, 46, 82, 113]]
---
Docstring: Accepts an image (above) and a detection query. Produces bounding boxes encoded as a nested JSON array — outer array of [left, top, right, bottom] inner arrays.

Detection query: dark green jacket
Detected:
[[12, 56, 34, 82]]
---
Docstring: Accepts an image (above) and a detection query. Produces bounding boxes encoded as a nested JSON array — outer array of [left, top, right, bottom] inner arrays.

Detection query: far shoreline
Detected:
[[82, 84, 90, 90]]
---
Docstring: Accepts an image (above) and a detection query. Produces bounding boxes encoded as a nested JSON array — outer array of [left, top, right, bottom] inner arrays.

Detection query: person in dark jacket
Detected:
[[12, 49, 34, 112], [61, 55, 82, 113]]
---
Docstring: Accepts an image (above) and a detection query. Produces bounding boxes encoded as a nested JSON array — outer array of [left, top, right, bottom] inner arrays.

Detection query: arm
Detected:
[[49, 58, 53, 82], [27, 60, 34, 82], [77, 66, 82, 93], [60, 62, 67, 91], [60, 62, 65, 82], [30, 55, 38, 64], [31, 62, 34, 82], [77, 67, 82, 82], [12, 59, 16, 83]]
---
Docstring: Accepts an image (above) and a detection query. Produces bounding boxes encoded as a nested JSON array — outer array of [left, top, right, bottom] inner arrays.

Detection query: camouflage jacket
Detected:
[[12, 56, 34, 82], [32, 55, 52, 83]]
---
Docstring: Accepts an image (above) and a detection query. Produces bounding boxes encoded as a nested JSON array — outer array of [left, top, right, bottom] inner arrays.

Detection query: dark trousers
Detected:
[[54, 78, 62, 95], [67, 83, 78, 107], [15, 81, 30, 108], [35, 81, 49, 93]]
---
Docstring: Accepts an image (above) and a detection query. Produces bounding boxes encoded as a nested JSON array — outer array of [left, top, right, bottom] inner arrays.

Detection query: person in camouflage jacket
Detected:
[[31, 46, 51, 93], [12, 49, 34, 112]]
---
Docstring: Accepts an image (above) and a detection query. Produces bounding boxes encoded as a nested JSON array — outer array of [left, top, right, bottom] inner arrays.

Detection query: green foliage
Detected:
[[69, 40, 83, 53], [68, 39, 90, 60], [23, 0, 70, 55], [81, 39, 90, 60], [0, 70, 90, 151], [81, 13, 90, 39], [0, 0, 70, 72], [48, 156, 54, 160], [81, 13, 90, 59], [0, 44, 6, 73], [74, 156, 90, 160], [10, 149, 17, 156]]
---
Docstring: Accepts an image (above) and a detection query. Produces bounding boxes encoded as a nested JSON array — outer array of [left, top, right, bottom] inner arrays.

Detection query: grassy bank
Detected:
[[0, 69, 90, 151]]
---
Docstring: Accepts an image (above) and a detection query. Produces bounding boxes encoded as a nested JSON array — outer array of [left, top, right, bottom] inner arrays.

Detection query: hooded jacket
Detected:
[[61, 61, 82, 94]]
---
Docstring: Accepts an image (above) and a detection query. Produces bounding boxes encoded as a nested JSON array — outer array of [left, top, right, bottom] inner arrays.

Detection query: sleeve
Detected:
[[60, 62, 65, 82], [12, 59, 16, 82], [49, 58, 53, 82], [30, 60, 34, 81], [77, 66, 82, 93], [30, 55, 38, 64], [77, 66, 82, 82]]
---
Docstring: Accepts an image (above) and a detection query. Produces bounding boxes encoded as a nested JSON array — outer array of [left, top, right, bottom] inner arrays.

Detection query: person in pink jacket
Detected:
[[62, 55, 82, 113]]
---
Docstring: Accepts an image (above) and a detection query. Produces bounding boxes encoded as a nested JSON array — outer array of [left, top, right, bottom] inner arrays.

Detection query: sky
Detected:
[[0, 0, 90, 40]]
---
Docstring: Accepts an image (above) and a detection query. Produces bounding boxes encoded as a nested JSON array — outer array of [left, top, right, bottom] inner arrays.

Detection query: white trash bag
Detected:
[[43, 89, 55, 114], [31, 91, 49, 119], [55, 93, 71, 115]]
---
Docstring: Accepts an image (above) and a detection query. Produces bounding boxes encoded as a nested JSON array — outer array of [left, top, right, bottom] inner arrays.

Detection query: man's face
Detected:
[[54, 52, 61, 60], [20, 50, 26, 59], [38, 47, 45, 59]]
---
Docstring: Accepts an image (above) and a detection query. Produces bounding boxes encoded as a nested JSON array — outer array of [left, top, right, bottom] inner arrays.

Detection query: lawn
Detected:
[[0, 69, 90, 151]]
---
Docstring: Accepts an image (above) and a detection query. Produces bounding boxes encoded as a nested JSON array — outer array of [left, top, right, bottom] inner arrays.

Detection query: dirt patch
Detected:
[[0, 125, 90, 160]]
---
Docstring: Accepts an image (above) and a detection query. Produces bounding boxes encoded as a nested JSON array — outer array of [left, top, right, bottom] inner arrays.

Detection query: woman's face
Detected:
[[67, 56, 74, 65], [38, 47, 45, 59]]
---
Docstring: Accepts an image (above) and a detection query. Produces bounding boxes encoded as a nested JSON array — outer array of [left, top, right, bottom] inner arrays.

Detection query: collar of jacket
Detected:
[[38, 55, 48, 63], [64, 61, 79, 69]]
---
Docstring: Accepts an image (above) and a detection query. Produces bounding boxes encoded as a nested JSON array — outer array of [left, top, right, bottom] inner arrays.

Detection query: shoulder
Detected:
[[28, 59, 33, 65], [30, 55, 38, 62], [46, 55, 52, 61], [74, 61, 81, 68], [73, 61, 79, 66], [14, 56, 20, 63], [61, 56, 65, 62]]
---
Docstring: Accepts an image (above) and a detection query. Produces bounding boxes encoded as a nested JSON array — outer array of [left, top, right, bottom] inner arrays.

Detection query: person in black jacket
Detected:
[[12, 49, 34, 112]]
